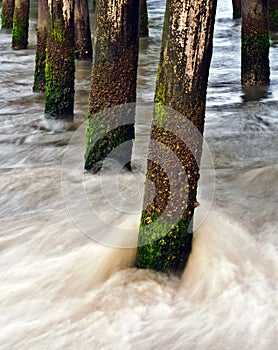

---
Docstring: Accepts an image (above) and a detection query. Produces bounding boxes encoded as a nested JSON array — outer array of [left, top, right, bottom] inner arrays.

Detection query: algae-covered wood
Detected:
[[269, 0, 278, 31], [45, 0, 75, 118], [136, 0, 217, 274], [85, 0, 140, 172], [1, 0, 15, 28], [241, 0, 270, 86], [140, 0, 149, 37], [33, 0, 48, 92], [232, 0, 241, 19], [12, 0, 30, 49], [74, 0, 92, 60]]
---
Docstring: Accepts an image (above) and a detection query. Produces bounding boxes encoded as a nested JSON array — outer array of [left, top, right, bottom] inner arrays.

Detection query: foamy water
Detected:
[[1, 0, 278, 348], [1, 178, 277, 349]]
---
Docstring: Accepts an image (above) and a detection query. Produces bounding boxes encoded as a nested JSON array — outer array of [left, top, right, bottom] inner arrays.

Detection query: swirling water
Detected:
[[0, 1, 277, 349]]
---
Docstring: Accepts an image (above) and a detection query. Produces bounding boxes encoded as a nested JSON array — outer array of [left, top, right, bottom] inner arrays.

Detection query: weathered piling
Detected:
[[12, 0, 30, 49], [33, 0, 48, 92], [45, 0, 75, 118], [232, 0, 241, 19], [269, 0, 278, 31], [92, 0, 96, 13], [140, 0, 149, 37], [136, 0, 217, 274], [85, 0, 140, 172], [74, 0, 92, 60], [241, 0, 270, 86], [1, 0, 15, 29]]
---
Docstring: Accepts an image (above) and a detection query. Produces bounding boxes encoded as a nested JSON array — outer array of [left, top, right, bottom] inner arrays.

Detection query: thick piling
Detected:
[[140, 0, 149, 37], [241, 0, 270, 86], [269, 0, 278, 31], [85, 0, 140, 172], [44, 0, 75, 118], [1, 0, 15, 29], [33, 0, 48, 92], [232, 0, 241, 19], [136, 0, 217, 274], [74, 0, 92, 60], [12, 0, 30, 49]]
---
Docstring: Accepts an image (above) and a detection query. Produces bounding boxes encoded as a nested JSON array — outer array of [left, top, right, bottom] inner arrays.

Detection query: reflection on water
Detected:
[[241, 85, 271, 102], [0, 0, 277, 349]]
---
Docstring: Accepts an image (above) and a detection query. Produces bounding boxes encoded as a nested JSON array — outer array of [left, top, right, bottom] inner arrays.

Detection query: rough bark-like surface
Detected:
[[136, 0, 217, 274], [12, 0, 30, 49], [74, 0, 92, 60], [241, 0, 270, 86], [269, 0, 278, 31], [1, 0, 15, 29], [232, 0, 241, 19], [140, 0, 149, 37], [33, 0, 48, 92], [45, 0, 75, 118], [85, 0, 140, 172]]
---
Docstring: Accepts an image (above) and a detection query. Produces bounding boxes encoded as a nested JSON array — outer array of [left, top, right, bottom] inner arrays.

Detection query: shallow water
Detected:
[[0, 1, 277, 349]]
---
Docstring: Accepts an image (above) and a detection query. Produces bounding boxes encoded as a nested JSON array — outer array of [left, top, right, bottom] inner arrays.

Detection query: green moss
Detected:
[[52, 28, 64, 43], [233, 8, 241, 19], [84, 117, 106, 171], [136, 218, 192, 274], [12, 18, 29, 49], [1, 0, 15, 29], [33, 43, 46, 92], [84, 116, 134, 172], [154, 103, 171, 128], [242, 31, 270, 52], [139, 4, 149, 37], [155, 82, 166, 105], [92, 0, 96, 13], [154, 66, 166, 105], [45, 51, 75, 117], [241, 31, 270, 85], [1, 13, 13, 29], [141, 12, 148, 26], [269, 9, 278, 31], [33, 61, 45, 92]]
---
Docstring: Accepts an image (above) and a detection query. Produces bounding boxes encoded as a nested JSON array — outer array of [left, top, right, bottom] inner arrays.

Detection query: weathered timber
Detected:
[[33, 0, 48, 92], [92, 0, 96, 13], [232, 0, 241, 19], [12, 0, 30, 49], [74, 0, 92, 60], [1, 0, 15, 28], [241, 0, 270, 86], [136, 0, 217, 274], [45, 0, 75, 118], [85, 0, 140, 172], [269, 0, 278, 31], [140, 0, 149, 37]]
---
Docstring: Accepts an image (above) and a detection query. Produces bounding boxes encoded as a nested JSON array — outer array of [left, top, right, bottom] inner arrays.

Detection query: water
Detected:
[[0, 1, 277, 349]]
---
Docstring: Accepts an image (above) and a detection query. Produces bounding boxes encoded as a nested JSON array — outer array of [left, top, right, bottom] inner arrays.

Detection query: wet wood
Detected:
[[85, 0, 140, 172], [74, 0, 92, 60], [45, 0, 75, 118], [140, 0, 149, 37], [1, 0, 15, 28], [33, 0, 48, 92], [232, 0, 241, 19], [12, 0, 30, 49], [136, 0, 217, 274], [241, 0, 270, 86], [269, 0, 278, 31]]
